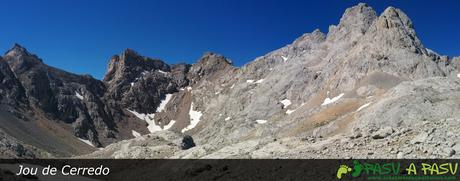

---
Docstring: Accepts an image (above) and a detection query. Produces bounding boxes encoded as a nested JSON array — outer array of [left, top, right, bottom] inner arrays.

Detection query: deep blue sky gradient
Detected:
[[1, 0, 459, 79]]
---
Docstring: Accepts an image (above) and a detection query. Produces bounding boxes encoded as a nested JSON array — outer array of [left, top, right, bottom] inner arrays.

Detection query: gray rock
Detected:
[[372, 127, 394, 139], [410, 133, 429, 144]]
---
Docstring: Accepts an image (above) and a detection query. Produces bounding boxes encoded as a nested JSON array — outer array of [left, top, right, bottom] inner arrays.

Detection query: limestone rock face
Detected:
[[2, 3, 460, 159], [84, 3, 460, 159]]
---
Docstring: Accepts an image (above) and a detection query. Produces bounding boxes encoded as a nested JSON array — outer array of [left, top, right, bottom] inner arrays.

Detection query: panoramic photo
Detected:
[[0, 0, 459, 180]]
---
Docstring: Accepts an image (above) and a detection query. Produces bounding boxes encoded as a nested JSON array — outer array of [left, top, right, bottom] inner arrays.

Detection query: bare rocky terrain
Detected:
[[1, 3, 459, 159]]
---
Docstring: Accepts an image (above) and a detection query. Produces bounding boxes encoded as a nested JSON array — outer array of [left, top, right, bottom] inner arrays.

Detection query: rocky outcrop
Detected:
[[3, 45, 116, 147], [0, 55, 27, 106], [103, 49, 187, 114]]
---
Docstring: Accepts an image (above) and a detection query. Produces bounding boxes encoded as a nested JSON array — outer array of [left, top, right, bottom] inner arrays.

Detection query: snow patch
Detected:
[[77, 138, 94, 147], [255, 79, 264, 84], [356, 103, 371, 112], [156, 94, 173, 112], [75, 92, 83, 100], [286, 109, 295, 115], [186, 86, 192, 91], [255, 120, 267, 124], [158, 70, 168, 75], [163, 120, 176, 130], [127, 109, 160, 133], [457, 73, 460, 78], [230, 84, 235, 89], [281, 56, 288, 62], [280, 99, 291, 108], [131, 130, 141, 138], [246, 80, 254, 83], [130, 82, 135, 87], [321, 93, 345, 106], [225, 117, 231, 121], [181, 102, 203, 133]]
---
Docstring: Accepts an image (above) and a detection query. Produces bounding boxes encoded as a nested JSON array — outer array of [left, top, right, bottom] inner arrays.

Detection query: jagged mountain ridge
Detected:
[[0, 41, 237, 157], [1, 3, 460, 158], [84, 3, 460, 159]]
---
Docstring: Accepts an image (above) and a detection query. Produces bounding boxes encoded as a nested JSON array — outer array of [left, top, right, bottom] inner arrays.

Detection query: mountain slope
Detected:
[[1, 3, 459, 158], [83, 3, 460, 159]]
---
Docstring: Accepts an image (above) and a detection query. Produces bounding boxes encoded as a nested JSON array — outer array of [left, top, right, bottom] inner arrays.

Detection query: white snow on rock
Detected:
[[78, 138, 94, 147], [321, 93, 345, 106], [246, 80, 254, 83], [181, 102, 203, 133], [280, 99, 291, 108], [127, 109, 159, 133], [230, 84, 235, 89], [156, 94, 173, 113], [225, 117, 231, 121], [356, 103, 371, 112], [75, 92, 83, 100], [286, 109, 295, 115], [281, 56, 288, 62], [186, 86, 192, 91], [148, 124, 163, 132], [127, 95, 176, 133], [255, 79, 264, 84], [286, 103, 306, 114], [255, 120, 267, 124], [131, 130, 141, 138], [163, 120, 176, 130], [158, 70, 168, 75], [457, 73, 460, 78]]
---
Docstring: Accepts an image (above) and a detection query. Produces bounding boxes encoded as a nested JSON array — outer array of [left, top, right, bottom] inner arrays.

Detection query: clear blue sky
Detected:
[[1, 0, 459, 79]]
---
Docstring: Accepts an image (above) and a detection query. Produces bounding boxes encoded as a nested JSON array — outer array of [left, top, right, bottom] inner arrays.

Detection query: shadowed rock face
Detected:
[[2, 44, 113, 147], [0, 41, 236, 157], [0, 56, 27, 106]]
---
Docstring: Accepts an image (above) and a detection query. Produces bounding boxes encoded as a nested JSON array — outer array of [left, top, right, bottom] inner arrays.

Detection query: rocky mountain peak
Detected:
[[189, 52, 233, 83], [379, 7, 413, 29], [291, 29, 326, 49], [365, 6, 425, 54], [4, 43, 34, 57], [103, 49, 170, 84], [3, 44, 44, 75], [199, 52, 232, 65], [327, 3, 377, 42]]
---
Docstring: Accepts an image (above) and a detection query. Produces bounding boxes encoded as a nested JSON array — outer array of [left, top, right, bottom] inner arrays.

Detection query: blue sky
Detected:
[[1, 0, 459, 79]]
